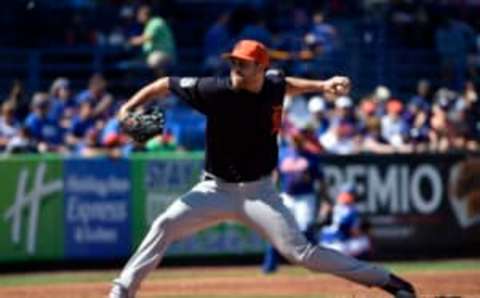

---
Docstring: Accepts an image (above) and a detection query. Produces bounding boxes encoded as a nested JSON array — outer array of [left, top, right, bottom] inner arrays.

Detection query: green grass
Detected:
[[0, 259, 479, 287], [382, 259, 480, 273]]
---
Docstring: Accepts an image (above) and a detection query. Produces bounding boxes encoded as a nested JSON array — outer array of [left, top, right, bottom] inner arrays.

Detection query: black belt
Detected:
[[202, 171, 269, 183]]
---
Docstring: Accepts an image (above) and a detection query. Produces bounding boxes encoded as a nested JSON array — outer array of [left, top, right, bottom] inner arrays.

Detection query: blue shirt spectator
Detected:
[[75, 74, 114, 118], [321, 204, 360, 242], [238, 18, 273, 47], [203, 12, 232, 74], [25, 93, 64, 145], [70, 116, 95, 138], [69, 102, 95, 138], [0, 101, 20, 150], [278, 141, 322, 195], [305, 11, 337, 55], [408, 79, 431, 114], [203, 12, 232, 59], [48, 77, 75, 122], [320, 187, 360, 243], [100, 117, 125, 147]]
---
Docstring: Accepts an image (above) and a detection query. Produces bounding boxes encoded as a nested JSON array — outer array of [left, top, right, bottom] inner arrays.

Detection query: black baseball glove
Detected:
[[120, 107, 165, 143]]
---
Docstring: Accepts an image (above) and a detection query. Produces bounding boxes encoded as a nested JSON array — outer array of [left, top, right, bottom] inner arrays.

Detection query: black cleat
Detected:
[[381, 274, 417, 298]]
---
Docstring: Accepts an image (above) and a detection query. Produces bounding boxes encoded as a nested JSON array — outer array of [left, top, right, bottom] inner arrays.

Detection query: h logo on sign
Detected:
[[3, 163, 62, 254]]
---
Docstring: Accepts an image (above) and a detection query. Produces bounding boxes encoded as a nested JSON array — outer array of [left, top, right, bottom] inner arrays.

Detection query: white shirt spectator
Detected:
[[320, 128, 357, 154], [0, 116, 19, 139], [308, 96, 326, 114], [381, 115, 407, 146], [284, 95, 311, 129], [335, 96, 353, 109]]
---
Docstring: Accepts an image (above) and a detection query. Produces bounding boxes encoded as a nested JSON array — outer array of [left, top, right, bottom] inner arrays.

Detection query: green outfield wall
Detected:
[[0, 153, 479, 264]]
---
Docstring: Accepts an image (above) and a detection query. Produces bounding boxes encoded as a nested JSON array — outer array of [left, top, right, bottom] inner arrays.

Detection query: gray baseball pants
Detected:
[[110, 174, 390, 297]]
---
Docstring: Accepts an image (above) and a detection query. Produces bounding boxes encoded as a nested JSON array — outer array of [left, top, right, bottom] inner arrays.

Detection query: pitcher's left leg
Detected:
[[239, 182, 415, 296]]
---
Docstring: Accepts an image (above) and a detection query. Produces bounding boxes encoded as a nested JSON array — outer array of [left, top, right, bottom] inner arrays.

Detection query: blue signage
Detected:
[[64, 159, 132, 259]]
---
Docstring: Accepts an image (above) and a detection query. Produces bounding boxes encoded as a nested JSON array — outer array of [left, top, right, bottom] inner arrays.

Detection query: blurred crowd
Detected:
[[0, 74, 178, 157], [2, 1, 480, 156], [281, 79, 480, 155], [1, 72, 479, 157]]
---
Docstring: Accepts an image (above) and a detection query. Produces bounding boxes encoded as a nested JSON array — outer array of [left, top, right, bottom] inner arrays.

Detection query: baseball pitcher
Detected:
[[110, 39, 416, 298]]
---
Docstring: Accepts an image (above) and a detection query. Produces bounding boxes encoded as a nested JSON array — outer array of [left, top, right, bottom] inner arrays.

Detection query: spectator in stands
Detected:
[[308, 96, 330, 138], [405, 82, 431, 151], [330, 96, 356, 126], [405, 101, 430, 152], [75, 74, 114, 119], [284, 94, 311, 130], [129, 5, 176, 75], [237, 14, 273, 47], [0, 101, 20, 151], [435, 17, 476, 90], [320, 119, 359, 155], [100, 117, 125, 148], [318, 184, 372, 259], [361, 117, 397, 154], [119, 4, 143, 40], [203, 12, 232, 75], [48, 77, 75, 122], [4, 126, 37, 154], [356, 97, 377, 133], [319, 96, 360, 154], [275, 8, 312, 76], [6, 79, 29, 120], [445, 82, 479, 151], [66, 102, 96, 146], [24, 93, 65, 152], [304, 10, 337, 56], [429, 90, 454, 152], [289, 8, 310, 44], [73, 127, 105, 157], [372, 85, 391, 117], [381, 99, 409, 148], [277, 8, 310, 52], [408, 79, 431, 113], [461, 81, 480, 149]]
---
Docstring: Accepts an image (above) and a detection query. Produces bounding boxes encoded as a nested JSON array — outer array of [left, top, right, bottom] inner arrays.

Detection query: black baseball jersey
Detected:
[[169, 71, 286, 182]]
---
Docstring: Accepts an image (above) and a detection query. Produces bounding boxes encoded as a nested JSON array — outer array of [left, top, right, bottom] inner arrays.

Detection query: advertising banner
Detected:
[[168, 222, 266, 256], [319, 153, 480, 256], [131, 156, 203, 245], [1, 153, 478, 264], [64, 159, 132, 259], [0, 158, 63, 262], [132, 155, 265, 255]]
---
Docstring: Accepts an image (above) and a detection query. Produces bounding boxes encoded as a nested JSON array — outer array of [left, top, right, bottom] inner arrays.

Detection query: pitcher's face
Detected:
[[229, 58, 262, 89]]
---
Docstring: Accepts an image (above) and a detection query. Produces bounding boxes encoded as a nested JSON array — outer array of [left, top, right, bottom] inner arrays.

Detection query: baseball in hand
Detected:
[[325, 76, 351, 96]]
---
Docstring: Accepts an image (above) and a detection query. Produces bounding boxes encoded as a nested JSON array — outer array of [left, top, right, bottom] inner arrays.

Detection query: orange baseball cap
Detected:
[[337, 192, 355, 204], [361, 99, 377, 115], [223, 40, 270, 66], [387, 99, 404, 114]]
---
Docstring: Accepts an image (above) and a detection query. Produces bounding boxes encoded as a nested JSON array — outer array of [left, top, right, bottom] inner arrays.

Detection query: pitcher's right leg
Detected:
[[109, 180, 233, 298]]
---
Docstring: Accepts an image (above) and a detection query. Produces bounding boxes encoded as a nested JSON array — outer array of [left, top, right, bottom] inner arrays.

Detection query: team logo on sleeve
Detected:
[[179, 77, 198, 88]]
